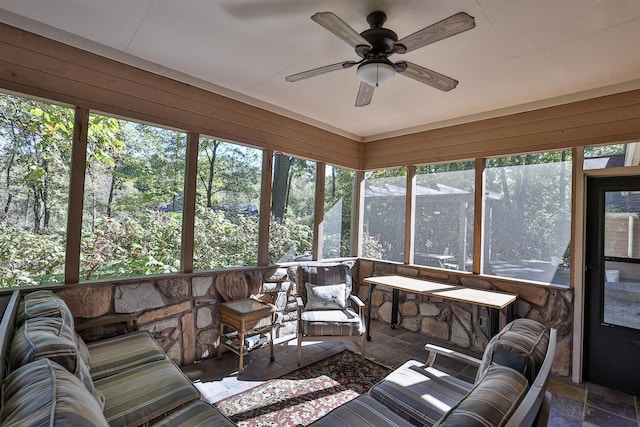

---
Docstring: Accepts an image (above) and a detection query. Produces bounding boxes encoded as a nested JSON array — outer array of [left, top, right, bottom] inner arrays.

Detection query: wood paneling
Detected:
[[0, 23, 361, 170], [2, 23, 640, 173], [364, 91, 640, 170]]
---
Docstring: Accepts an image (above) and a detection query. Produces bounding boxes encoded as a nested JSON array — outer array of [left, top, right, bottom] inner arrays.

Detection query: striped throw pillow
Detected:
[[0, 358, 109, 426]]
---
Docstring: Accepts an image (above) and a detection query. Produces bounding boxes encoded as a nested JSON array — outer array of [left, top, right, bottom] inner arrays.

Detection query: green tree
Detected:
[[0, 96, 74, 232]]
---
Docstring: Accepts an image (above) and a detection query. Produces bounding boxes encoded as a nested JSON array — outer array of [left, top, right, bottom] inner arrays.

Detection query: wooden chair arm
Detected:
[[425, 343, 483, 368], [349, 294, 365, 308], [349, 294, 365, 319]]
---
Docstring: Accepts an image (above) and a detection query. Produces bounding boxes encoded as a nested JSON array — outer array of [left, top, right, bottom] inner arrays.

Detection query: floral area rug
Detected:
[[214, 350, 391, 427]]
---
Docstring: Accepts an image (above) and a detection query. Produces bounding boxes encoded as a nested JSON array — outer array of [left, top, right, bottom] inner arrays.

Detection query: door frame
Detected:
[[573, 164, 640, 384], [582, 173, 640, 393]]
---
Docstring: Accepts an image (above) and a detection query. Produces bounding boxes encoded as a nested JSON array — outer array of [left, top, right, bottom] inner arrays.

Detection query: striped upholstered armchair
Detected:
[[296, 262, 366, 366]]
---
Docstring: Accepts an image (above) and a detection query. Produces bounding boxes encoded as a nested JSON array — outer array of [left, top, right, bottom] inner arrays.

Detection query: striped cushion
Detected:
[[87, 330, 167, 380], [434, 365, 528, 427], [0, 358, 108, 427], [76, 331, 92, 365], [150, 400, 235, 427], [95, 358, 200, 427], [308, 395, 414, 427], [298, 263, 353, 303], [301, 308, 364, 336], [9, 316, 98, 403], [370, 360, 472, 427], [476, 318, 549, 384], [16, 290, 75, 329]]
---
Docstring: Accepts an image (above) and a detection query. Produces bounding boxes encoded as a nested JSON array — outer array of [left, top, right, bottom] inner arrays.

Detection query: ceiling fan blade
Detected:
[[396, 61, 458, 91], [396, 12, 475, 53], [312, 12, 372, 49], [355, 82, 375, 107], [286, 61, 357, 82]]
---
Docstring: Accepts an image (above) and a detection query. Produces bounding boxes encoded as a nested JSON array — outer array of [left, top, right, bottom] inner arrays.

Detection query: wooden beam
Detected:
[[404, 166, 416, 264], [571, 146, 585, 383], [258, 150, 273, 265], [353, 171, 365, 257], [473, 158, 486, 275], [180, 132, 199, 273], [65, 107, 89, 284], [313, 162, 326, 260]]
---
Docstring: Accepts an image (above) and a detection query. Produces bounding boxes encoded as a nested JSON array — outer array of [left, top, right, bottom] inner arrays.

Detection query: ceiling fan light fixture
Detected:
[[357, 61, 395, 87]]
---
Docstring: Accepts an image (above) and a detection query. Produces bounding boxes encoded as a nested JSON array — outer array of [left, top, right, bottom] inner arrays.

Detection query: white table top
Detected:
[[363, 275, 517, 310]]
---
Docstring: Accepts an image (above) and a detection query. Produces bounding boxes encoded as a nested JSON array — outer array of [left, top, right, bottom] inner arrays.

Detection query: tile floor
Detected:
[[182, 319, 640, 426]]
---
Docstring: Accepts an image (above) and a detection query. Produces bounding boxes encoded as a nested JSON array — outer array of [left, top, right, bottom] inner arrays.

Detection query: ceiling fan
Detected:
[[286, 10, 475, 107]]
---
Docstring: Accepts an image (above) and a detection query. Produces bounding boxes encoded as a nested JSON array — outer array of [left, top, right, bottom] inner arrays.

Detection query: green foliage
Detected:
[[269, 215, 313, 263], [0, 222, 65, 288], [361, 232, 384, 259], [80, 211, 182, 280], [194, 209, 259, 269], [0, 206, 317, 287], [0, 95, 75, 234], [584, 144, 624, 157]]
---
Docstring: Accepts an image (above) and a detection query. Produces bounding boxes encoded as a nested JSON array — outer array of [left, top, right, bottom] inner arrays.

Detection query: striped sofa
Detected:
[[0, 290, 234, 427], [310, 319, 557, 427]]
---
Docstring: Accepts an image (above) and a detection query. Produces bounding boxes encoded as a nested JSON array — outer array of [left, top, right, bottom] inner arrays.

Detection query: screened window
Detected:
[[484, 151, 572, 285], [363, 168, 406, 262], [269, 154, 315, 263], [0, 93, 73, 287], [193, 138, 261, 269], [584, 143, 639, 170], [414, 162, 475, 271], [80, 115, 186, 280], [323, 165, 354, 259]]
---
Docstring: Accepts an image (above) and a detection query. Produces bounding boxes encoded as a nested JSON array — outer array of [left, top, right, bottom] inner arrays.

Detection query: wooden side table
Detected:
[[217, 298, 275, 374]]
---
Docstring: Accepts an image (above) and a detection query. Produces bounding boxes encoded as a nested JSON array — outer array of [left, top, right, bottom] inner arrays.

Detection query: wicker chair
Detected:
[[296, 263, 366, 365]]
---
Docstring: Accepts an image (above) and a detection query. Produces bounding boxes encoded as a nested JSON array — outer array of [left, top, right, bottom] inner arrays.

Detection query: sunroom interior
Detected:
[[1, 1, 640, 419]]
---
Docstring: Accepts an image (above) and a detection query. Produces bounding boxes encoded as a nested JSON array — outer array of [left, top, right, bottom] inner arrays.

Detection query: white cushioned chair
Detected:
[[296, 262, 366, 365]]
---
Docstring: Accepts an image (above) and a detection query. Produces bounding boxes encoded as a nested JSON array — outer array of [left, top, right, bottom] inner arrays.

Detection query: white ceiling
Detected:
[[2, 0, 640, 141]]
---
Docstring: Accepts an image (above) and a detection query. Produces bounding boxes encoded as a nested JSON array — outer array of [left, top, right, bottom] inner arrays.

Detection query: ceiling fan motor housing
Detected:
[[357, 11, 400, 58]]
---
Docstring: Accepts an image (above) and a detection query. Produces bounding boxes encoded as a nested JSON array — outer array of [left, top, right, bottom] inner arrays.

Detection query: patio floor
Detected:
[[182, 318, 639, 427]]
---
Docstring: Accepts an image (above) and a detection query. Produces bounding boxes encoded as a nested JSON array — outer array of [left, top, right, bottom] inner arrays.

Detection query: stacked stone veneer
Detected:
[[54, 267, 294, 367], [356, 260, 574, 377], [50, 259, 573, 377]]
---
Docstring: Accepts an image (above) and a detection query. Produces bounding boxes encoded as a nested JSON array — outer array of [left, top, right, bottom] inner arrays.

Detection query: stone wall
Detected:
[[54, 267, 293, 367], [51, 259, 573, 377], [355, 260, 574, 377]]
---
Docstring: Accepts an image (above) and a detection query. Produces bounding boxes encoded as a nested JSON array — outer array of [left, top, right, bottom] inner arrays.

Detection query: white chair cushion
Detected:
[[305, 283, 347, 310], [301, 309, 364, 336]]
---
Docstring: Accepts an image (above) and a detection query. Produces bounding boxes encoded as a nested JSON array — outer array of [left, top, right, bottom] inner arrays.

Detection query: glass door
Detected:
[[584, 176, 640, 395]]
